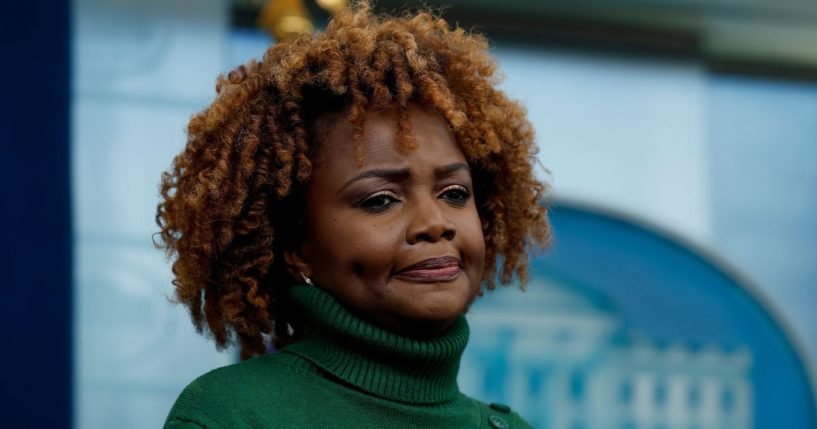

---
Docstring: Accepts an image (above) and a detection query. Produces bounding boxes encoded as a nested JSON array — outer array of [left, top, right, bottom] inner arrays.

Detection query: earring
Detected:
[[300, 273, 314, 286]]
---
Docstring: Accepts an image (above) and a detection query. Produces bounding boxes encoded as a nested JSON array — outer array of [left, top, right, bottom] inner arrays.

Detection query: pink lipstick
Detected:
[[395, 256, 461, 282]]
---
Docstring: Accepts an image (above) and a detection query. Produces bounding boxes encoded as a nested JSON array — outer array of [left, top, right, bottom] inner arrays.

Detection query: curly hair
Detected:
[[155, 2, 550, 359]]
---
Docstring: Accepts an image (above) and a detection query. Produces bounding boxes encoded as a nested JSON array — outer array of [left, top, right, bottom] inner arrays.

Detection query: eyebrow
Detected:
[[337, 162, 471, 194], [434, 162, 470, 177]]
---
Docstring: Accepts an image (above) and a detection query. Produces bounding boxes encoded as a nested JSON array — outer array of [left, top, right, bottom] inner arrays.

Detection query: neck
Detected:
[[282, 284, 469, 404]]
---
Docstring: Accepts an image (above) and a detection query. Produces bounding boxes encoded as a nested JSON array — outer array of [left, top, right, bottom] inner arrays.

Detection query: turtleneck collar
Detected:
[[281, 284, 470, 405]]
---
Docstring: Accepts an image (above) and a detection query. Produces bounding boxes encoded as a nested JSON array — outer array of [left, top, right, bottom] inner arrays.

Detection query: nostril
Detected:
[[409, 223, 455, 244], [405, 202, 457, 243]]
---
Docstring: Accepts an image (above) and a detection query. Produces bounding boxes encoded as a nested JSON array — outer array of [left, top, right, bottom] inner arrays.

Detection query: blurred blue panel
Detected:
[[462, 202, 816, 429], [708, 75, 817, 368], [0, 1, 72, 427]]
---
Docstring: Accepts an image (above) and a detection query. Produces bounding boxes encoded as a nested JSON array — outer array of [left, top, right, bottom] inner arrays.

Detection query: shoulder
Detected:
[[467, 397, 537, 429], [175, 353, 284, 401], [164, 353, 294, 429]]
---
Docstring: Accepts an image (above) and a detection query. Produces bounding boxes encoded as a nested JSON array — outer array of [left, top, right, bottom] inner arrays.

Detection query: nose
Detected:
[[406, 196, 456, 244]]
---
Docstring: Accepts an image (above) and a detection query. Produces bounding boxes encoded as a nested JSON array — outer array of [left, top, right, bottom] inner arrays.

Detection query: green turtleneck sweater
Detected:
[[164, 285, 534, 429]]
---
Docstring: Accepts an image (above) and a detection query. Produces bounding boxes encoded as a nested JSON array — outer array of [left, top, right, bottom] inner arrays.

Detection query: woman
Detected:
[[157, 3, 550, 428]]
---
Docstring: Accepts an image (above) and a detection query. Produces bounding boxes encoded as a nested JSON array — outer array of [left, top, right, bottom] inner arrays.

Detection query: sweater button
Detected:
[[488, 415, 509, 429]]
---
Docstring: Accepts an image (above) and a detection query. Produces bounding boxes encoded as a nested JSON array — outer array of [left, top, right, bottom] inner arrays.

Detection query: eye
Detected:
[[357, 191, 400, 214], [439, 185, 471, 207]]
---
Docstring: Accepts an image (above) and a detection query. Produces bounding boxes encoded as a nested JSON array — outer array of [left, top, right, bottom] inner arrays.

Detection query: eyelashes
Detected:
[[356, 185, 472, 214], [439, 184, 470, 207], [357, 191, 400, 214]]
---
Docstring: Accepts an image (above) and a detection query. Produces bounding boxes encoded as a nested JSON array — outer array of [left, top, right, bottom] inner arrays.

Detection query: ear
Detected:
[[283, 245, 312, 282]]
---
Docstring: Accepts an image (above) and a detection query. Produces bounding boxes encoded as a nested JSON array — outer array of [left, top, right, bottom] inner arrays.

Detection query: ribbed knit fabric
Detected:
[[283, 284, 467, 404], [164, 285, 535, 429]]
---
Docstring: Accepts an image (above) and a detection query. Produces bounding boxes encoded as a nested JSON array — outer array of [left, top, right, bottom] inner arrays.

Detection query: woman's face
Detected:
[[287, 103, 485, 337]]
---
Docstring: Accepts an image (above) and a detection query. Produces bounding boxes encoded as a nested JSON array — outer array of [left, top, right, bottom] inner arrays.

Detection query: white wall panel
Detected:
[[496, 47, 711, 243]]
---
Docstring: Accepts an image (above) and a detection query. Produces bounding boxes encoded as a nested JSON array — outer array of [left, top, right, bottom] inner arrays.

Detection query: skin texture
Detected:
[[285, 104, 486, 337]]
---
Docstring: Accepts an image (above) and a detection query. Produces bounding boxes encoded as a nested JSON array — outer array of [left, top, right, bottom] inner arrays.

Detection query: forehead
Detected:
[[312, 104, 466, 171]]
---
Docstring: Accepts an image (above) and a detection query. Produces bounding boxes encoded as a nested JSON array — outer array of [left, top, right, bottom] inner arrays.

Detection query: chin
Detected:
[[379, 277, 478, 336], [396, 296, 468, 333]]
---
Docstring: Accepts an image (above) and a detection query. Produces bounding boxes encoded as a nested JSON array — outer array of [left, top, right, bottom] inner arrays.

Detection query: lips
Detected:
[[395, 256, 461, 282]]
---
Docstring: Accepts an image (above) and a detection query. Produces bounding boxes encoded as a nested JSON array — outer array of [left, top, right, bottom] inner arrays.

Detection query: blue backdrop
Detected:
[[461, 202, 817, 428], [0, 1, 72, 427]]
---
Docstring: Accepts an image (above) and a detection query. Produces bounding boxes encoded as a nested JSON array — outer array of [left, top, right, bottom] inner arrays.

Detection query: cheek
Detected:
[[463, 212, 486, 269], [311, 212, 400, 278]]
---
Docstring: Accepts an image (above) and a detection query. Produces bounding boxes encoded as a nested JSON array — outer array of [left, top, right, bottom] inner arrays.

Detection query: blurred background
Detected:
[[2, 0, 816, 427]]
